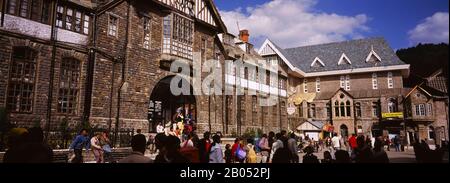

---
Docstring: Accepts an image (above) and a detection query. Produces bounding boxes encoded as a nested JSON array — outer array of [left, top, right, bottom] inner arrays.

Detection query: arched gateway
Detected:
[[148, 76, 196, 132]]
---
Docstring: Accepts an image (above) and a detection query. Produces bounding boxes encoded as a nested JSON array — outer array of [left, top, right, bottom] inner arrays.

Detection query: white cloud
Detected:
[[408, 12, 449, 45], [219, 0, 369, 48]]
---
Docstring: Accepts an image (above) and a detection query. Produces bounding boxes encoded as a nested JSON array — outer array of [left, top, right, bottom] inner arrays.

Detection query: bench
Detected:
[[52, 153, 69, 163]]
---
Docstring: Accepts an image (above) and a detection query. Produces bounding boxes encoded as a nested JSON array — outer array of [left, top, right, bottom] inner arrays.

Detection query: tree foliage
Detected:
[[396, 43, 449, 87]]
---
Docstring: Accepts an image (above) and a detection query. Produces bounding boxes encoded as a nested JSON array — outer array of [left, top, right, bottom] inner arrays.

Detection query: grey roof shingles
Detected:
[[272, 37, 407, 73]]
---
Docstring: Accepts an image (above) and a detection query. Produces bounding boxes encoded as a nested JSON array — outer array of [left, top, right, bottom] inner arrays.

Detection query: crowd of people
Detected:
[[0, 124, 448, 163]]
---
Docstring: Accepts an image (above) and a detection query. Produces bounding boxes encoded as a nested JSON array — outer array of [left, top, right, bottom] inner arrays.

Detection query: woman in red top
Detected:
[[231, 138, 241, 163]]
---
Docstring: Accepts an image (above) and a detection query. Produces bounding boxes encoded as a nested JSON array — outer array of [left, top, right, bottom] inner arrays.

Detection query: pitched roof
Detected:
[[273, 37, 407, 73], [309, 121, 325, 129], [425, 69, 448, 94]]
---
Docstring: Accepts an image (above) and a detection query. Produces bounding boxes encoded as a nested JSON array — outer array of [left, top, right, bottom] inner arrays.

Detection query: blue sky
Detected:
[[214, 0, 449, 49]]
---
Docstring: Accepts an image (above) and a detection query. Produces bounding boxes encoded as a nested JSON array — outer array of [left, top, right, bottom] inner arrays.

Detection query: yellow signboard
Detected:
[[382, 112, 404, 119]]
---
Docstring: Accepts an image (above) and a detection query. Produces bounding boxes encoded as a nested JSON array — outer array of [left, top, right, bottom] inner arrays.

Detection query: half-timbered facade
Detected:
[[0, 0, 232, 137]]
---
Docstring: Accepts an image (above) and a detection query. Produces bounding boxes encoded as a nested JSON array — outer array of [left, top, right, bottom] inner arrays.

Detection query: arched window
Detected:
[[57, 58, 81, 114], [298, 102, 303, 117], [334, 101, 339, 117], [308, 103, 316, 118], [340, 102, 345, 117], [346, 101, 351, 117], [7, 47, 37, 113], [387, 98, 397, 113]]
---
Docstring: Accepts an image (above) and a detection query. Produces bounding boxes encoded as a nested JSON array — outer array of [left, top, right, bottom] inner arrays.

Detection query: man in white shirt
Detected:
[[331, 133, 341, 150]]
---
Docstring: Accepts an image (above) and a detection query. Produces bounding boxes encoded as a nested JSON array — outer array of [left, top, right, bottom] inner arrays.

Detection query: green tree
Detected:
[[396, 43, 449, 87]]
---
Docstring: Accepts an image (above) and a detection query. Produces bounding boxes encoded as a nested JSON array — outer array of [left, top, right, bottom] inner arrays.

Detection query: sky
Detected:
[[214, 0, 449, 50]]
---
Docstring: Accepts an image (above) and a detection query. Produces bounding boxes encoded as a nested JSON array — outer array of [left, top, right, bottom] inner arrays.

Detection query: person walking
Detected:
[[101, 131, 113, 163], [384, 137, 391, 151], [267, 131, 275, 162], [287, 133, 299, 163], [349, 134, 357, 151], [224, 144, 232, 163], [245, 138, 257, 163], [269, 133, 284, 163], [90, 133, 104, 163], [69, 129, 90, 163], [331, 133, 341, 151], [394, 136, 401, 152], [209, 135, 224, 163], [197, 131, 211, 163], [258, 134, 270, 163]]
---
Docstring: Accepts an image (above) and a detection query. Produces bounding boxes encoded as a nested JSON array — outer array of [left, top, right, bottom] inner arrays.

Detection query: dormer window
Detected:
[[311, 57, 325, 67], [338, 53, 351, 65], [366, 47, 381, 62]]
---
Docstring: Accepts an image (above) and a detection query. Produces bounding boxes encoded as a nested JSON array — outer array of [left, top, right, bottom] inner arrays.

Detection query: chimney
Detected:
[[239, 29, 249, 43]]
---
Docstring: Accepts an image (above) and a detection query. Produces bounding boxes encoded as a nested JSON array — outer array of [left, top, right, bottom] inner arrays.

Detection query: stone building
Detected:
[[218, 32, 288, 136], [0, 0, 288, 137], [258, 38, 411, 139], [403, 69, 448, 146]]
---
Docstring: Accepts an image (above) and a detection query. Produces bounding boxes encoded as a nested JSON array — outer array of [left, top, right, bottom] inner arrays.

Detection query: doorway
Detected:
[[148, 76, 196, 132]]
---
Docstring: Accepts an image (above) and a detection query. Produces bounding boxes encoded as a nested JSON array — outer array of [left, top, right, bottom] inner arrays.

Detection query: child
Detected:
[[224, 144, 232, 163]]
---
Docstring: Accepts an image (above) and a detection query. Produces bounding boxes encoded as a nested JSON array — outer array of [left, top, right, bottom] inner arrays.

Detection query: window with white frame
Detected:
[[56, 5, 64, 27], [53, 4, 90, 34], [108, 15, 118, 37], [143, 16, 151, 49], [388, 72, 394, 88], [315, 77, 320, 93], [415, 104, 426, 116], [303, 78, 308, 93], [372, 73, 378, 90], [345, 75, 350, 91], [340, 76, 345, 89], [162, 13, 194, 59], [372, 102, 380, 117], [65, 8, 73, 30], [83, 14, 90, 34]]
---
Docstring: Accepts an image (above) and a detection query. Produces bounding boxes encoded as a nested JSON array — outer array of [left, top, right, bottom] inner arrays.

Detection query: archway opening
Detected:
[[340, 124, 349, 138], [148, 76, 196, 133]]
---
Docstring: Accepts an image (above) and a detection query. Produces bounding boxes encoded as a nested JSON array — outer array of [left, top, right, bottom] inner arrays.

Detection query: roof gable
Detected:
[[338, 53, 352, 65], [311, 57, 325, 67], [366, 47, 382, 62]]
